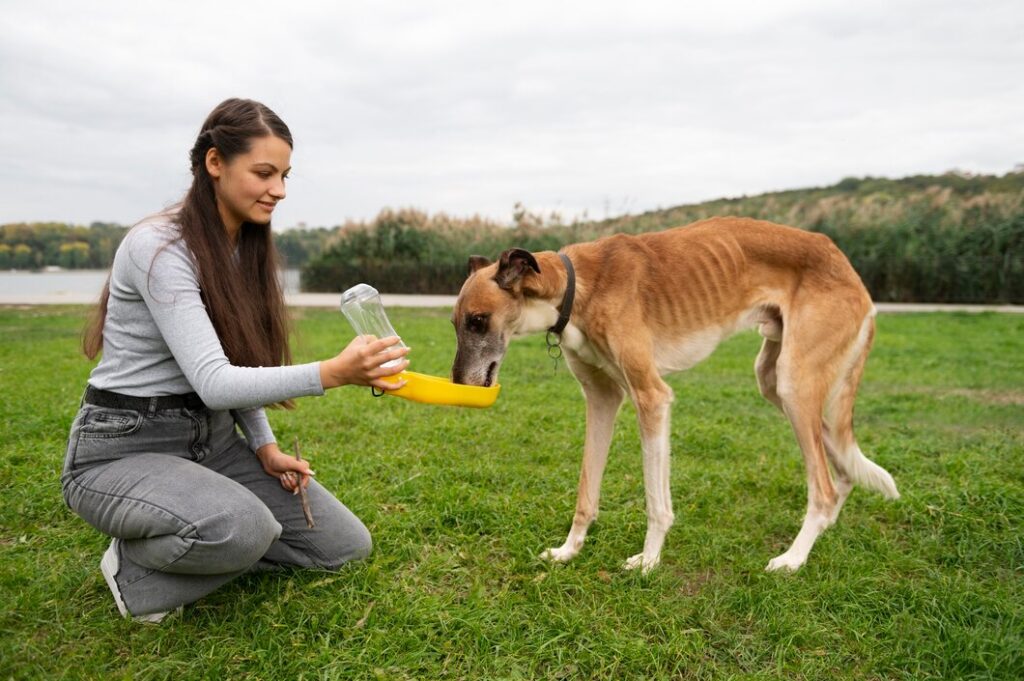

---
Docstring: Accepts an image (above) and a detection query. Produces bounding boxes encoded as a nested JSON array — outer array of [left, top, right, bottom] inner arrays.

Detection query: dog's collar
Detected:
[[548, 252, 575, 336]]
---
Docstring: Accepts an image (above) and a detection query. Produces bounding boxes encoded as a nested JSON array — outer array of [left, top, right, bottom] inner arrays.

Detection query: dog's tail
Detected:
[[823, 309, 899, 500], [842, 444, 900, 499]]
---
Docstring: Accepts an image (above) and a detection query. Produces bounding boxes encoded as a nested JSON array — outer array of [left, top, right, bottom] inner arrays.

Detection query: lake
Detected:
[[0, 269, 303, 298]]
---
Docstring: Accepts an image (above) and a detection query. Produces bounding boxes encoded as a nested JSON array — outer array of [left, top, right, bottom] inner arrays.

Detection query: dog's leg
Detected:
[[542, 357, 624, 564], [773, 329, 898, 573], [767, 389, 837, 572], [766, 305, 855, 572], [622, 372, 675, 573]]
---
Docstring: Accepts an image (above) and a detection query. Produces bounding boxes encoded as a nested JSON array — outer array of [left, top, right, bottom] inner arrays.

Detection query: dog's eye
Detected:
[[466, 314, 489, 333]]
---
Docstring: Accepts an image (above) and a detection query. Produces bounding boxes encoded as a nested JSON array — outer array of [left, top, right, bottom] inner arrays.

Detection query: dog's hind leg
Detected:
[[765, 305, 847, 573], [541, 355, 624, 564], [767, 379, 837, 572], [621, 363, 675, 573]]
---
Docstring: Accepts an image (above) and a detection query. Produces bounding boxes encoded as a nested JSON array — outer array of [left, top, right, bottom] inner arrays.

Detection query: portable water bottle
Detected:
[[339, 283, 408, 368], [338, 282, 499, 408]]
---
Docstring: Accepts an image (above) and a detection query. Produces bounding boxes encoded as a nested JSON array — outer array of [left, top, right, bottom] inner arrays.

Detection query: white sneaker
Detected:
[[100, 539, 179, 624]]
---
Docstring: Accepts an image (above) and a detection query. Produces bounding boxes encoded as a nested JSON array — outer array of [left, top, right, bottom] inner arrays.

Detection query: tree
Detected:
[[59, 241, 91, 268], [12, 244, 35, 269]]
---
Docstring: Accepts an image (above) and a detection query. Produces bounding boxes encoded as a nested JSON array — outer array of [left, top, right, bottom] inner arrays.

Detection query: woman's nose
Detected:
[[269, 178, 286, 199]]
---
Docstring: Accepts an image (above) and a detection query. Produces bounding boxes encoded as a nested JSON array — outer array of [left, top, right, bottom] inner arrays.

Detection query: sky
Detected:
[[2, 0, 1022, 229]]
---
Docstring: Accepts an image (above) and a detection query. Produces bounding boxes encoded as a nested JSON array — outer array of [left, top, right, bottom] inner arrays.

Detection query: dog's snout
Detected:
[[451, 346, 499, 387], [451, 361, 467, 385], [450, 267, 511, 387]]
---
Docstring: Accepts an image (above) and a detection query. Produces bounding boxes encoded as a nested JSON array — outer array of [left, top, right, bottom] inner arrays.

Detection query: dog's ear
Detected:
[[494, 248, 541, 290], [467, 255, 491, 274]]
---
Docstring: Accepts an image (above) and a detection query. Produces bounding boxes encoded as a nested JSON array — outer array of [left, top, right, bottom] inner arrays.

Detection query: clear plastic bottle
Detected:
[[339, 283, 408, 368]]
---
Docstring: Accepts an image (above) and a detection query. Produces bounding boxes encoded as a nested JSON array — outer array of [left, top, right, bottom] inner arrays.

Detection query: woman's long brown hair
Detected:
[[83, 98, 295, 406]]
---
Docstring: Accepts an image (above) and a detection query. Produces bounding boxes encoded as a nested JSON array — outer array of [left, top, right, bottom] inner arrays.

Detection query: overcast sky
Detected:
[[2, 0, 1022, 229]]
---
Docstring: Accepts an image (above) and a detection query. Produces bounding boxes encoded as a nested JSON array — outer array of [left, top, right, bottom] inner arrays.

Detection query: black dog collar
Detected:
[[548, 252, 575, 336]]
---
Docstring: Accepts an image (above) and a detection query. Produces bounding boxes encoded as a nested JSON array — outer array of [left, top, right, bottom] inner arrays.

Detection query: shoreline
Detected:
[[0, 291, 1021, 313]]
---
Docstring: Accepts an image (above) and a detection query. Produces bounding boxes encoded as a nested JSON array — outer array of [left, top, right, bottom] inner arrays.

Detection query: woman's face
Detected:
[[206, 134, 292, 236]]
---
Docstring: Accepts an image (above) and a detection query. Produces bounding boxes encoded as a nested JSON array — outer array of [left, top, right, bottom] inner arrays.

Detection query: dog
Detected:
[[450, 217, 899, 573]]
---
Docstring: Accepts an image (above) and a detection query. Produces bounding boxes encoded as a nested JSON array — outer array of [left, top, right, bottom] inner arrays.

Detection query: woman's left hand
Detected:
[[255, 443, 315, 494]]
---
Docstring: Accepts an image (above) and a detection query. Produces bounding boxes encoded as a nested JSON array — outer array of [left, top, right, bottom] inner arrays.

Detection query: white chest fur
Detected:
[[512, 299, 559, 338]]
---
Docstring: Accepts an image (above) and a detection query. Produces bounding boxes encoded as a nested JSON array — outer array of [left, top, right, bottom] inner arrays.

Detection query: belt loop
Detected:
[[147, 396, 158, 417]]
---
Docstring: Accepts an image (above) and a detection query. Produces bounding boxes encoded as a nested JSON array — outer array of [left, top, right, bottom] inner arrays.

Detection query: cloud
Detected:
[[2, 0, 1022, 227]]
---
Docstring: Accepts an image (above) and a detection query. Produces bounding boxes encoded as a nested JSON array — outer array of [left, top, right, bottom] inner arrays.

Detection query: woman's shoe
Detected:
[[100, 539, 180, 623]]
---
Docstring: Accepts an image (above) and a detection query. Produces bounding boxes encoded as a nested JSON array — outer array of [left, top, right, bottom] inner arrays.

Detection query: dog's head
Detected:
[[450, 248, 541, 386]]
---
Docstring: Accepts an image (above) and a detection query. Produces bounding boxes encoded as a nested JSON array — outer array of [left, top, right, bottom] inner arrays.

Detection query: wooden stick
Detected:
[[293, 437, 315, 528]]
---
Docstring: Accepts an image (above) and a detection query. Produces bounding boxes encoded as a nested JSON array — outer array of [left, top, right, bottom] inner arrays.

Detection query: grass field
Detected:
[[1, 306, 1022, 680]]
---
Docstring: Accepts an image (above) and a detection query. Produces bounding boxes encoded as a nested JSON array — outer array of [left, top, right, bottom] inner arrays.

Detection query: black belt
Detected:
[[84, 385, 206, 411]]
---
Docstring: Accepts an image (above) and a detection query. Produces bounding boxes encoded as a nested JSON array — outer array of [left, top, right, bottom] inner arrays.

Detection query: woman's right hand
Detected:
[[319, 335, 410, 390]]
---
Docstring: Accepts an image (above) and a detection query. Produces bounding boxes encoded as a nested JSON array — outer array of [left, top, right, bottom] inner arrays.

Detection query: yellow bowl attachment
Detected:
[[379, 371, 500, 408]]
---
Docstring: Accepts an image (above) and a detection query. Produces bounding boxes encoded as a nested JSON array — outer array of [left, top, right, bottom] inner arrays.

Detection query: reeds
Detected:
[[302, 174, 1024, 303]]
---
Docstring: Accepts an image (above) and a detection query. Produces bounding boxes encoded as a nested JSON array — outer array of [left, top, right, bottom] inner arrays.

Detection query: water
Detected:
[[0, 269, 302, 297]]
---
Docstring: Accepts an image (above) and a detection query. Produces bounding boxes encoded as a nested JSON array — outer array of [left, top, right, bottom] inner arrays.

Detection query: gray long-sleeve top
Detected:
[[87, 217, 324, 450]]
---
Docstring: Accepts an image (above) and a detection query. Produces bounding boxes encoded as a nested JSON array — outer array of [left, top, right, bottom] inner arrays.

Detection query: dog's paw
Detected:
[[765, 552, 805, 573], [622, 553, 660, 573], [540, 546, 577, 563]]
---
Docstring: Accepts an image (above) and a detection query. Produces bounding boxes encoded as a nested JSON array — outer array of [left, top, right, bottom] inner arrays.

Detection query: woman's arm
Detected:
[[231, 406, 276, 451], [231, 408, 307, 490]]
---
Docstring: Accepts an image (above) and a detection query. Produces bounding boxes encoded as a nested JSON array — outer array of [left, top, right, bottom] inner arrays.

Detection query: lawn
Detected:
[[1, 306, 1021, 680]]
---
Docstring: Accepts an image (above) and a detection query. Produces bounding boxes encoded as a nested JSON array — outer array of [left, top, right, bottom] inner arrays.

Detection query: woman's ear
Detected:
[[205, 147, 222, 179]]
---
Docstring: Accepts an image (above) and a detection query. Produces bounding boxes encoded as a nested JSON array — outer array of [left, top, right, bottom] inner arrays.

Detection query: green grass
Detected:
[[1, 306, 1022, 680]]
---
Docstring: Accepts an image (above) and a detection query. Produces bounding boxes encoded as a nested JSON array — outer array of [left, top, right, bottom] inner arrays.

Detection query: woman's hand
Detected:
[[319, 335, 410, 390], [255, 443, 315, 494]]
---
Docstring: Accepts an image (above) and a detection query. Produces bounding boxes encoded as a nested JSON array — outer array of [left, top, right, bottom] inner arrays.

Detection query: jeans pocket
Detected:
[[69, 406, 144, 470], [79, 407, 144, 438]]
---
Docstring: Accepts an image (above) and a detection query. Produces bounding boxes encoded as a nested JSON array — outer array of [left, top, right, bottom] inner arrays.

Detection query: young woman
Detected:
[[61, 98, 409, 622]]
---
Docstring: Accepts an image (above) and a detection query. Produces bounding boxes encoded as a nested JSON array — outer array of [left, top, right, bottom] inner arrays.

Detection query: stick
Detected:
[[293, 437, 315, 528]]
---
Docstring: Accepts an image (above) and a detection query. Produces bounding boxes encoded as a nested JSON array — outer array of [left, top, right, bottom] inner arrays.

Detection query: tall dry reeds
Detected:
[[302, 173, 1024, 303], [302, 207, 573, 293]]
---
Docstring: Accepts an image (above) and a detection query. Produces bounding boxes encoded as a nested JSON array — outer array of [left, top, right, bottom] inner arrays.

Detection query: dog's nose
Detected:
[[451, 356, 466, 385]]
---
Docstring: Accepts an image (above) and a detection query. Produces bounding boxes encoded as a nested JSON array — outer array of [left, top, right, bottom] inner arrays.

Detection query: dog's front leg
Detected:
[[541, 360, 624, 565], [623, 382, 675, 573]]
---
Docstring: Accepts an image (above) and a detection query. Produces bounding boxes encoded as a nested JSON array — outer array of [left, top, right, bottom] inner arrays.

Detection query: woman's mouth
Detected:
[[256, 201, 276, 212]]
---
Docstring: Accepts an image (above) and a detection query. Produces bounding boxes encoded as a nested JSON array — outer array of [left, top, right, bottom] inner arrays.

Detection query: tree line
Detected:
[[5, 169, 1023, 303], [303, 171, 1024, 303], [0, 222, 127, 270], [0, 221, 335, 271]]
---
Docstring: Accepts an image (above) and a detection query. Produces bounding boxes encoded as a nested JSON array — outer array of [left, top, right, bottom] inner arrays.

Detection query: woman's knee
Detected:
[[320, 514, 372, 570], [348, 521, 373, 563], [193, 503, 282, 572]]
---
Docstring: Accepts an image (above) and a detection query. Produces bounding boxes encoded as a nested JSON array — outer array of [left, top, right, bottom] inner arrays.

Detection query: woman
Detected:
[[61, 98, 409, 622]]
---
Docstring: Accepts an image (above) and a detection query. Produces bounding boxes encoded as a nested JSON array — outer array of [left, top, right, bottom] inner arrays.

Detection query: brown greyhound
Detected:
[[450, 217, 899, 573]]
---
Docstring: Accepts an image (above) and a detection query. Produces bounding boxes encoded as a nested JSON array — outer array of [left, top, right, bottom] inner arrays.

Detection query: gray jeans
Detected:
[[61, 392, 372, 616]]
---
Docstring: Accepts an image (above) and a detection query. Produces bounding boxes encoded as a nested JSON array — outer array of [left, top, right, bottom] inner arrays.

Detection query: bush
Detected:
[[302, 208, 573, 294], [815, 191, 1024, 303], [301, 188, 1024, 303]]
